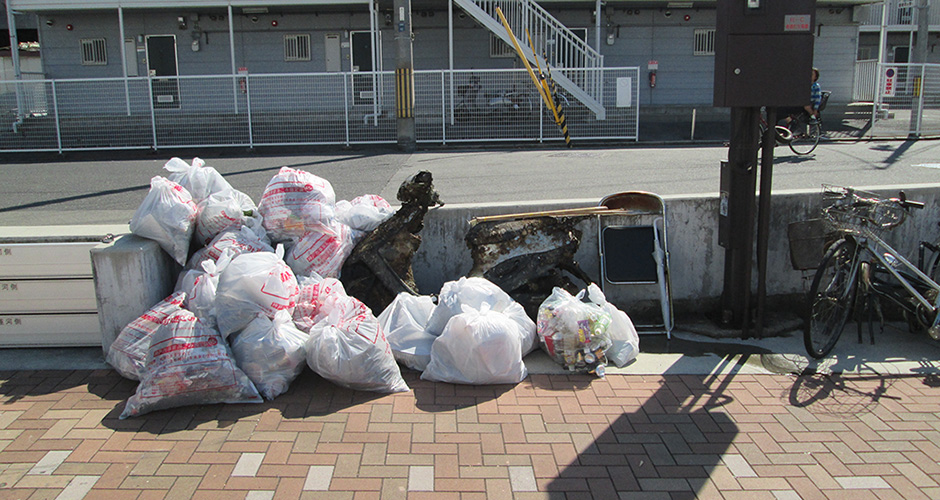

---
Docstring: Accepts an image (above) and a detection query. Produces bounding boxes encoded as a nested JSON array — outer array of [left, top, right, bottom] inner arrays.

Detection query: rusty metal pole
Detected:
[[720, 107, 760, 332]]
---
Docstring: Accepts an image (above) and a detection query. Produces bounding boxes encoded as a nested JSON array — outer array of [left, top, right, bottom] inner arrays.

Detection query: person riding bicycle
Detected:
[[779, 67, 822, 126]]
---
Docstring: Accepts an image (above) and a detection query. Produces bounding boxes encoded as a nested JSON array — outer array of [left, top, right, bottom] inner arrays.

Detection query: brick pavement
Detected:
[[1, 368, 939, 499]]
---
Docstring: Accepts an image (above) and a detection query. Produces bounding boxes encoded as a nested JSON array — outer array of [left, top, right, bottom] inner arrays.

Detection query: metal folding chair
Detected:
[[597, 191, 674, 337]]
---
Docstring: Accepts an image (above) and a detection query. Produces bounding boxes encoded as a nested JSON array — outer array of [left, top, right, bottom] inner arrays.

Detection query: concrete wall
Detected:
[[91, 183, 940, 339]]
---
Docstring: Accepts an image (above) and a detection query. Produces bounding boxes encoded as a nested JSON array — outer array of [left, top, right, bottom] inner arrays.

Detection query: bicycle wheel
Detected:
[[789, 119, 821, 155], [805, 238, 859, 358]]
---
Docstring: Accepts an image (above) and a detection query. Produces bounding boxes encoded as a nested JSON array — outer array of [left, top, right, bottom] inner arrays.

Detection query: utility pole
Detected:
[[394, 0, 416, 152], [909, 0, 930, 138]]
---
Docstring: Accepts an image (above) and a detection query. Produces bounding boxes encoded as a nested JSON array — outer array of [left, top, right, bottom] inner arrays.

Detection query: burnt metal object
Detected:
[[466, 216, 592, 317], [341, 171, 443, 313]]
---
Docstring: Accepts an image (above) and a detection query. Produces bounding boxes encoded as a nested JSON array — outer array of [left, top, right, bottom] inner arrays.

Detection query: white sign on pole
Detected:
[[883, 67, 897, 97]]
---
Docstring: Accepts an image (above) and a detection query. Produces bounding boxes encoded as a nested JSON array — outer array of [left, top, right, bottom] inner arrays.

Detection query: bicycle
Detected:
[[804, 185, 940, 359], [758, 91, 830, 156]]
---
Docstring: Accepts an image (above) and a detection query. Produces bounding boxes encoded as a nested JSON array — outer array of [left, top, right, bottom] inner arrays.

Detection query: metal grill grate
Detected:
[[693, 29, 715, 56], [284, 34, 311, 62], [80, 38, 107, 65]]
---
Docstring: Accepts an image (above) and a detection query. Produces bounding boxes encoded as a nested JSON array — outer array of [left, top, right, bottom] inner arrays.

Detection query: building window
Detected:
[[80, 38, 107, 65], [693, 28, 715, 56], [490, 34, 515, 58], [284, 34, 311, 62]]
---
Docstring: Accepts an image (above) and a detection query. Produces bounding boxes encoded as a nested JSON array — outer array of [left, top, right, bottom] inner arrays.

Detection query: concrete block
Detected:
[[91, 234, 179, 355]]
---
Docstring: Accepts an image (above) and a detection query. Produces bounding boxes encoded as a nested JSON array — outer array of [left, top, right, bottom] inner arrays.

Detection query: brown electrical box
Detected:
[[714, 0, 816, 108]]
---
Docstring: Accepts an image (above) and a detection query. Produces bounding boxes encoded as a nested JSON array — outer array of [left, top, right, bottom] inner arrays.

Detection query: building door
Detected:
[[324, 34, 341, 72], [350, 31, 375, 105], [146, 35, 180, 109]]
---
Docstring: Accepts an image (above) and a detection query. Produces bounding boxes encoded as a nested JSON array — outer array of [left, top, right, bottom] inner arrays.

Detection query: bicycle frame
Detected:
[[850, 226, 940, 332]]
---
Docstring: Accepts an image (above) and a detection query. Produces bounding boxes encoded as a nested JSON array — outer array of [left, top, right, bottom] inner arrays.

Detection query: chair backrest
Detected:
[[599, 191, 665, 215]]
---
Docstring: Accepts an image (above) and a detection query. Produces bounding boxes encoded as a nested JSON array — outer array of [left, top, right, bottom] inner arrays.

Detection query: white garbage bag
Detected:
[[106, 291, 186, 381], [426, 277, 537, 354], [229, 311, 308, 400], [537, 287, 613, 374], [194, 188, 262, 246], [585, 284, 639, 368], [129, 176, 198, 266], [421, 304, 528, 385], [258, 167, 336, 242], [214, 245, 300, 337], [335, 194, 394, 233], [283, 220, 357, 279], [120, 309, 262, 419], [304, 282, 409, 393], [164, 157, 232, 203], [292, 276, 342, 332], [174, 250, 233, 327], [378, 293, 436, 372]]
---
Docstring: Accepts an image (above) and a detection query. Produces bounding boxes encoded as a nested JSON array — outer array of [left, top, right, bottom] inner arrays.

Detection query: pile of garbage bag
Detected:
[[110, 157, 641, 418]]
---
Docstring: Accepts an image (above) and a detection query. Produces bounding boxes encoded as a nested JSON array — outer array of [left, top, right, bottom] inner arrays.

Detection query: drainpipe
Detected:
[[909, 0, 929, 138], [118, 7, 130, 116], [228, 5, 238, 113], [6, 5, 25, 132]]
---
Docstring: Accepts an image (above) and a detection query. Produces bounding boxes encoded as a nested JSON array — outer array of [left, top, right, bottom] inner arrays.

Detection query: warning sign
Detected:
[[784, 14, 811, 32], [883, 67, 897, 97]]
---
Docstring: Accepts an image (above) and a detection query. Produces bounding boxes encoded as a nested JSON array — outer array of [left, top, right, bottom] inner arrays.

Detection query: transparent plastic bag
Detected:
[[421, 304, 527, 385], [106, 291, 186, 381], [284, 220, 356, 279], [536, 287, 613, 373], [335, 194, 394, 233], [164, 157, 232, 203], [174, 250, 233, 327], [293, 276, 344, 332], [585, 284, 639, 368], [120, 309, 262, 419], [258, 167, 336, 242], [194, 188, 262, 246], [129, 176, 198, 265], [214, 245, 300, 337], [229, 311, 308, 400], [378, 292, 436, 372], [426, 277, 536, 354], [304, 282, 409, 393]]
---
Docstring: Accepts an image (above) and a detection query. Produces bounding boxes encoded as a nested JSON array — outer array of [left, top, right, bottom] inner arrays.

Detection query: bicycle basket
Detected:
[[820, 185, 906, 233]]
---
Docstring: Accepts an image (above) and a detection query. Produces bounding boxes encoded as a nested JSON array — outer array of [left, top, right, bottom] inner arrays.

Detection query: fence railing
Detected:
[[855, 1, 940, 27], [0, 67, 639, 153], [870, 62, 940, 138], [854, 59, 879, 102]]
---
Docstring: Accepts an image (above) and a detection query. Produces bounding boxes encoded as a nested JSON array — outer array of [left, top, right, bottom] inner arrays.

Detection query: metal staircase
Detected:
[[454, 0, 606, 120]]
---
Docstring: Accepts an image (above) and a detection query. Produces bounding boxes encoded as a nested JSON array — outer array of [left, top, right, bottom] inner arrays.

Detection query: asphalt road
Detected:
[[3, 138, 940, 226]]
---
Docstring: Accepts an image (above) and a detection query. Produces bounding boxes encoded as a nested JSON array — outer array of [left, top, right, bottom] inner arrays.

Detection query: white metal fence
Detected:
[[870, 62, 940, 138], [0, 67, 639, 153]]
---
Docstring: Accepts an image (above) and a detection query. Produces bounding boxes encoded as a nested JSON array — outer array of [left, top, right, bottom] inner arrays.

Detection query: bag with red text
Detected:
[[258, 167, 336, 242], [187, 225, 274, 273], [130, 176, 198, 266], [305, 282, 409, 393], [120, 309, 262, 419], [106, 291, 187, 381], [174, 250, 234, 328], [194, 188, 263, 246], [283, 221, 356, 279], [214, 245, 300, 337], [292, 276, 346, 331]]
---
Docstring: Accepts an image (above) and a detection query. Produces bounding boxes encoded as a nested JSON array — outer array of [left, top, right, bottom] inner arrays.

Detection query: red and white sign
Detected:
[[784, 14, 811, 32], [883, 67, 897, 97]]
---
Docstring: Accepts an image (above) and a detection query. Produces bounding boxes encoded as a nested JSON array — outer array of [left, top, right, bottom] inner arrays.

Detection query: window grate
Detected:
[[490, 34, 515, 58], [693, 29, 715, 56], [80, 38, 107, 65], [284, 34, 311, 62]]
